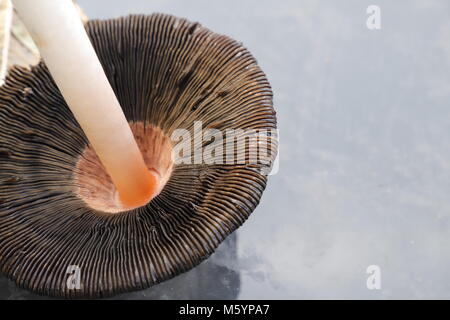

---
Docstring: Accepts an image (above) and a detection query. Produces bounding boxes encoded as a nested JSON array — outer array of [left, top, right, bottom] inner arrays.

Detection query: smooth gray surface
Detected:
[[2, 0, 450, 299]]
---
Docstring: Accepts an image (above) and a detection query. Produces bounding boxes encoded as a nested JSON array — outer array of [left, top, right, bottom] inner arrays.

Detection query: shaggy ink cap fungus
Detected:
[[0, 14, 277, 298]]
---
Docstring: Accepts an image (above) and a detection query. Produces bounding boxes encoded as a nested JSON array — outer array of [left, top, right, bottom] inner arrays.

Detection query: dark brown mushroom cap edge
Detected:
[[0, 13, 277, 298]]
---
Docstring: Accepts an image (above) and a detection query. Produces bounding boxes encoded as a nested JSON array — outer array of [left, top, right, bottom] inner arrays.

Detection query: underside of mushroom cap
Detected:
[[0, 13, 277, 298]]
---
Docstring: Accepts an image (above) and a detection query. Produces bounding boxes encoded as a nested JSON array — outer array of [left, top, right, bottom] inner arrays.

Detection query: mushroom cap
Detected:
[[0, 14, 277, 298]]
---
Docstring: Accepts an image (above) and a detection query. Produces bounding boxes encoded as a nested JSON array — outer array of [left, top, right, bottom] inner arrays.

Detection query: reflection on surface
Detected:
[[0, 234, 240, 300]]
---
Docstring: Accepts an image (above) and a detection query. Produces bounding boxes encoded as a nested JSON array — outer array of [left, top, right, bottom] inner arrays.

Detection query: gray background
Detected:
[[2, 0, 450, 299]]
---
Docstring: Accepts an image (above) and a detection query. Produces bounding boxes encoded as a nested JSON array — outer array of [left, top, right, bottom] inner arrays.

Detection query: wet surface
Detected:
[[1, 0, 450, 299]]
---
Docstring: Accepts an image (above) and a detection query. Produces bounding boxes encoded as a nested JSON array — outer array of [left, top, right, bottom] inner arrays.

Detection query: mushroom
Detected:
[[0, 6, 277, 299]]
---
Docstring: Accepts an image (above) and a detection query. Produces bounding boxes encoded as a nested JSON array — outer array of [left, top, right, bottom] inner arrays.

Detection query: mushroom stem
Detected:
[[12, 0, 157, 208], [0, 0, 13, 85]]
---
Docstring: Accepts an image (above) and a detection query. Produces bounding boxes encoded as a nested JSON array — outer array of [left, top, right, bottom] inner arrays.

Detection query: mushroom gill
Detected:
[[0, 13, 277, 298]]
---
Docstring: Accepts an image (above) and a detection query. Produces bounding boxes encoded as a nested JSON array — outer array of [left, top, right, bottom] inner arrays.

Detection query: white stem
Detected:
[[12, 0, 157, 207], [0, 0, 13, 85]]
